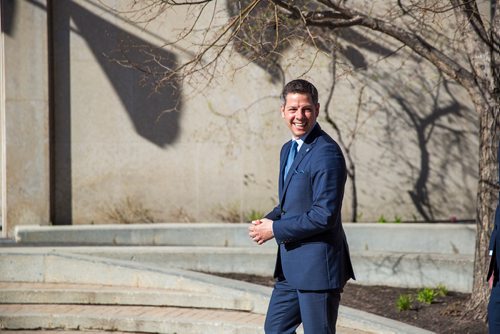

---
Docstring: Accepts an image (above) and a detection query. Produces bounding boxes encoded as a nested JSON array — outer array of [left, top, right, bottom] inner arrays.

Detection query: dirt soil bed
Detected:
[[215, 273, 488, 334]]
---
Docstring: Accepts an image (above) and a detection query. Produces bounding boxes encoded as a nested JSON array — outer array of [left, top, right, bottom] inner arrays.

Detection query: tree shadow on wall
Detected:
[[226, 1, 476, 221], [226, 1, 397, 84], [1, 0, 16, 35], [379, 72, 478, 221], [52, 1, 182, 225], [69, 1, 181, 147]]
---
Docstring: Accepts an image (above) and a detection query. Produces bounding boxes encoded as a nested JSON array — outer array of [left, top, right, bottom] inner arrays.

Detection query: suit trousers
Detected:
[[489, 284, 500, 333], [264, 278, 341, 334]]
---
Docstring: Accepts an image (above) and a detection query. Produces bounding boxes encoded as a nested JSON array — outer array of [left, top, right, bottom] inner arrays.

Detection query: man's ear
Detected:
[[315, 104, 320, 116], [280, 106, 285, 118]]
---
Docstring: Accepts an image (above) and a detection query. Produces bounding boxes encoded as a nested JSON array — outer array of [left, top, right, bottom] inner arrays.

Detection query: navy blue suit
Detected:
[[265, 123, 355, 333], [487, 143, 500, 333]]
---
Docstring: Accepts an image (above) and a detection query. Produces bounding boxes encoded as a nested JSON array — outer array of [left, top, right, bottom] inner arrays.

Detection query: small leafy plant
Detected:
[[417, 288, 437, 304], [396, 285, 449, 312], [377, 215, 387, 223], [396, 294, 413, 312], [394, 215, 402, 223]]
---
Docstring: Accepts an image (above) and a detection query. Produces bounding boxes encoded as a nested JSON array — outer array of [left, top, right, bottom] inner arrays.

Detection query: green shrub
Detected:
[[417, 288, 437, 304], [396, 294, 413, 311], [377, 215, 387, 223]]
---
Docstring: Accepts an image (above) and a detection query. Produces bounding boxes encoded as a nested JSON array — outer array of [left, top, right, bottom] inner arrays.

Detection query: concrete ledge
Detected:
[[337, 306, 435, 334], [345, 223, 475, 255], [14, 222, 476, 254], [1, 244, 473, 292], [351, 252, 473, 293], [11, 223, 475, 291], [37, 245, 277, 276], [14, 223, 270, 248]]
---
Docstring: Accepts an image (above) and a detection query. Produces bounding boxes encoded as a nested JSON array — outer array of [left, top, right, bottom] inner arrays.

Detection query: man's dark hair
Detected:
[[280, 79, 319, 106]]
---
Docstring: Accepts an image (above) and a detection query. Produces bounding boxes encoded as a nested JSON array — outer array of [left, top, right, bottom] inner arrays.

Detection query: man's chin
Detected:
[[292, 129, 307, 138]]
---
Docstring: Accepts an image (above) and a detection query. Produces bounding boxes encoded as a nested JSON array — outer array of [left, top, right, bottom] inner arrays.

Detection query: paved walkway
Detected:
[[0, 302, 367, 334]]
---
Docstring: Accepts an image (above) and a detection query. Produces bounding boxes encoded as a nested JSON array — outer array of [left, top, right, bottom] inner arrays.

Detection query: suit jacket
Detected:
[[266, 123, 355, 290], [488, 206, 500, 286], [487, 143, 500, 285]]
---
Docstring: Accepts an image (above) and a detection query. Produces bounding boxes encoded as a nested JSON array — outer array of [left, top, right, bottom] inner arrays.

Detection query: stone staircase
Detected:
[[0, 249, 434, 333]]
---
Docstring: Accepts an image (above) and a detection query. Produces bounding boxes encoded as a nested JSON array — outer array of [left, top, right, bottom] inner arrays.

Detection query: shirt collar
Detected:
[[291, 122, 316, 152]]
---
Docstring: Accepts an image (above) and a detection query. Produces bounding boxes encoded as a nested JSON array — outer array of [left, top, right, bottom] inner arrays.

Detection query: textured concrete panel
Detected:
[[2, 0, 50, 236]]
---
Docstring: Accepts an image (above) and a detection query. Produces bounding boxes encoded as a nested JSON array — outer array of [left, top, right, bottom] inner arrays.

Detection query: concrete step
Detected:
[[0, 304, 268, 334], [0, 282, 253, 311], [0, 250, 273, 314], [0, 304, 372, 334], [0, 306, 430, 334], [14, 222, 476, 255], [0, 331, 137, 334]]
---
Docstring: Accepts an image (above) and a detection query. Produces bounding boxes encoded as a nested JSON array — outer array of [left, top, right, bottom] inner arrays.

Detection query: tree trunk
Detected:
[[467, 101, 500, 320]]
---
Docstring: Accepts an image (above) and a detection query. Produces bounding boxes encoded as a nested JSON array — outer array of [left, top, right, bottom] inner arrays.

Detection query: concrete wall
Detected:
[[1, 0, 50, 236], [1, 0, 479, 233]]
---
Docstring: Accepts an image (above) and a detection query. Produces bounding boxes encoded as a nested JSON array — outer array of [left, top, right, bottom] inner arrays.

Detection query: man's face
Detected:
[[281, 92, 319, 139]]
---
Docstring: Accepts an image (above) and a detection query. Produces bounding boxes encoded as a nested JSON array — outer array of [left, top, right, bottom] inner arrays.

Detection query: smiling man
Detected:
[[248, 79, 355, 334]]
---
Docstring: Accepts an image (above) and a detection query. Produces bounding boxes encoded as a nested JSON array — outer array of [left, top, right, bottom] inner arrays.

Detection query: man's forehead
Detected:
[[284, 94, 315, 106], [285, 93, 314, 103]]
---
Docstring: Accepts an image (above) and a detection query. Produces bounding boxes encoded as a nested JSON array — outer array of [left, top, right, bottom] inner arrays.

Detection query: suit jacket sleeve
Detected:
[[265, 205, 281, 221], [272, 144, 346, 243]]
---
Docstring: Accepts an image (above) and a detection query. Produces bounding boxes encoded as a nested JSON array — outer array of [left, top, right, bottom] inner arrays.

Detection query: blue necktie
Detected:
[[284, 141, 298, 180]]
